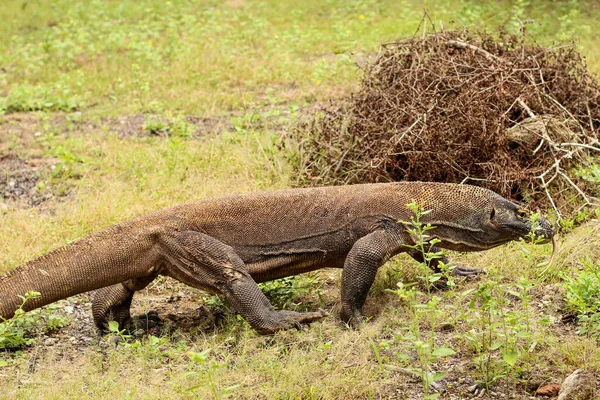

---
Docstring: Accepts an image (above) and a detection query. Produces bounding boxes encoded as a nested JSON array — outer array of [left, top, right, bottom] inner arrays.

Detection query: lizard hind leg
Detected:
[[92, 274, 158, 332], [162, 230, 327, 335]]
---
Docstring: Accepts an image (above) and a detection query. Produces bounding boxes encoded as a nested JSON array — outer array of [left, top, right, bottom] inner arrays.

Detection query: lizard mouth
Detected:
[[533, 234, 553, 244], [531, 219, 554, 243]]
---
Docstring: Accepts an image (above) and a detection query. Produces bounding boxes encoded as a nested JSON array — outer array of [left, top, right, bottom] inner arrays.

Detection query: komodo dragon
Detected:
[[0, 182, 554, 335]]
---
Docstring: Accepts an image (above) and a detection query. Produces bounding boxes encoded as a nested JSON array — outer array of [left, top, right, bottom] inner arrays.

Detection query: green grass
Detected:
[[1, 0, 600, 398], [1, 0, 598, 116]]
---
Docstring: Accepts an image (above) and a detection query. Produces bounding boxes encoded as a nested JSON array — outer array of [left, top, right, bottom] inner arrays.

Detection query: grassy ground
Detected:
[[1, 1, 600, 398]]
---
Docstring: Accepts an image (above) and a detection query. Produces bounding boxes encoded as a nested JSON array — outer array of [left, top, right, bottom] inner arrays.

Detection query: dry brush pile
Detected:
[[295, 29, 600, 218]]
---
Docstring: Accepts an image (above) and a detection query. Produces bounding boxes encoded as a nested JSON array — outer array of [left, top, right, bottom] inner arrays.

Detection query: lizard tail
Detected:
[[0, 222, 158, 320]]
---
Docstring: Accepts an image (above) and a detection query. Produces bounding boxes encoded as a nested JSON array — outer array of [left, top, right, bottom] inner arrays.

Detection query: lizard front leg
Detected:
[[160, 230, 326, 335], [340, 230, 404, 326]]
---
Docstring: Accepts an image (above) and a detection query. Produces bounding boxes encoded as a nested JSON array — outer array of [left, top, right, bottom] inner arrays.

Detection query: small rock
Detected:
[[167, 294, 181, 303], [107, 336, 124, 348], [467, 384, 486, 397], [43, 338, 58, 346], [558, 370, 596, 400], [438, 323, 455, 332], [467, 384, 479, 393], [430, 381, 444, 392], [536, 383, 560, 397]]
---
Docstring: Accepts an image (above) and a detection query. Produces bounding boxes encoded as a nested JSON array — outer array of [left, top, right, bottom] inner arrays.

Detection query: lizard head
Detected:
[[484, 197, 554, 246], [407, 183, 555, 252]]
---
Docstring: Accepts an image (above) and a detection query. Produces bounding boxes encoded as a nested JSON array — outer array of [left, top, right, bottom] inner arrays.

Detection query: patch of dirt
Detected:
[[0, 113, 42, 142], [0, 153, 64, 208], [132, 280, 228, 334], [109, 114, 235, 137], [39, 279, 228, 348]]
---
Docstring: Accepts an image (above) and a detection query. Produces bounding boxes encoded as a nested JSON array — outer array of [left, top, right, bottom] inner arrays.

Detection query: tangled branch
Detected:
[[295, 29, 600, 218]]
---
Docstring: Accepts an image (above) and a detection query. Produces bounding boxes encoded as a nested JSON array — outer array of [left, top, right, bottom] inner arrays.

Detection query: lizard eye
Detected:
[[517, 209, 528, 219], [490, 208, 496, 221]]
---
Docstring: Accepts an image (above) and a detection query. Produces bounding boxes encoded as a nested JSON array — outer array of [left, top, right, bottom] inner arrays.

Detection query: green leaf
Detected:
[[108, 320, 120, 333], [431, 347, 456, 357], [223, 384, 241, 392], [502, 351, 518, 367], [490, 342, 503, 351], [430, 372, 447, 382], [0, 359, 8, 367], [148, 335, 160, 346], [516, 331, 532, 339], [187, 349, 211, 363]]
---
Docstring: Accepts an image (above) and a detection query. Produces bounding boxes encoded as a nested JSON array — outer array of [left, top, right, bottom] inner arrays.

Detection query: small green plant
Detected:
[[142, 115, 170, 135], [186, 349, 240, 399], [462, 280, 530, 391], [0, 291, 42, 352], [2, 82, 82, 113], [0, 291, 69, 366], [564, 259, 600, 340], [259, 276, 324, 310], [142, 114, 196, 137], [558, 207, 598, 232], [399, 201, 454, 290], [459, 213, 549, 392], [387, 202, 457, 399], [575, 158, 600, 193], [389, 282, 456, 399], [201, 276, 324, 321], [106, 320, 133, 345], [132, 63, 151, 111]]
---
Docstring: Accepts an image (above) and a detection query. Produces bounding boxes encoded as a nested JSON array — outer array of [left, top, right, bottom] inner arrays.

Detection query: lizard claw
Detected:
[[429, 265, 485, 290], [128, 310, 161, 331], [257, 309, 328, 334], [340, 306, 368, 329], [450, 265, 486, 277]]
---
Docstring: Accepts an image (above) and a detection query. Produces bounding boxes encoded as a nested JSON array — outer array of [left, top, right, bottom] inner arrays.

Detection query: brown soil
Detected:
[[0, 153, 63, 208]]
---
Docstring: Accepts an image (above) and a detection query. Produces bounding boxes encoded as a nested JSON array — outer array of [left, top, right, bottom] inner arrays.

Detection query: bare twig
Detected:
[[558, 170, 598, 206], [516, 98, 535, 119], [446, 39, 506, 63], [585, 102, 594, 133], [539, 175, 562, 219], [559, 142, 600, 152]]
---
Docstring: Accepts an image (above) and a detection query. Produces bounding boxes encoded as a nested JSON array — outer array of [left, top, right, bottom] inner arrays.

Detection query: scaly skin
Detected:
[[0, 182, 554, 334]]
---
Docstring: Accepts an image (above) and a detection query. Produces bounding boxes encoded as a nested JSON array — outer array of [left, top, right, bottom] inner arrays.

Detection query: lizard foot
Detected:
[[450, 265, 486, 277], [429, 266, 485, 290], [97, 311, 162, 335], [127, 310, 161, 331], [256, 309, 328, 335], [339, 308, 369, 329]]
